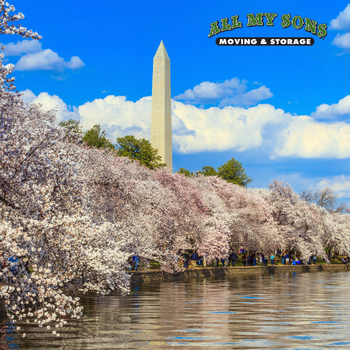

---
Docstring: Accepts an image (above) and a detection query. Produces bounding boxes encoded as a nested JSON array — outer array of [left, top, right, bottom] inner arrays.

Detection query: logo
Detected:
[[209, 13, 327, 47]]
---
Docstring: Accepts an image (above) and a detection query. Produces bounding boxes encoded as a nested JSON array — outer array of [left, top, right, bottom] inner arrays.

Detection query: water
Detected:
[[1, 271, 350, 349]]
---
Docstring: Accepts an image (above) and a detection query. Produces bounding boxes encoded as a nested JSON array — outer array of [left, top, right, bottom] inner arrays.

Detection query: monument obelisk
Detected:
[[151, 41, 172, 171]]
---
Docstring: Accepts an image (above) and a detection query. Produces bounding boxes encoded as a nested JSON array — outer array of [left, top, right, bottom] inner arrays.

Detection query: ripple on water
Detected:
[[1, 271, 350, 349]]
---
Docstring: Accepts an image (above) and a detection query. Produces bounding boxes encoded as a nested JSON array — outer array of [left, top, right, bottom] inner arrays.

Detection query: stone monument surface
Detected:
[[151, 41, 172, 171]]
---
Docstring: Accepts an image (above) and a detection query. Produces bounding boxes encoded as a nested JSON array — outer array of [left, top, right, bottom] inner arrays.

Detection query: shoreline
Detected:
[[131, 264, 350, 283], [0, 265, 348, 290]]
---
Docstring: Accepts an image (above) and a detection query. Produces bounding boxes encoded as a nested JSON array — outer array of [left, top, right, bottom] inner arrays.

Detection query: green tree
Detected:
[[115, 135, 165, 170], [83, 124, 115, 150], [200, 166, 218, 176], [176, 168, 194, 177], [217, 158, 252, 187]]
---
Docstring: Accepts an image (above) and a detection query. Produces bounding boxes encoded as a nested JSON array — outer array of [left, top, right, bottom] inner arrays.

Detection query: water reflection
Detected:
[[1, 271, 350, 349]]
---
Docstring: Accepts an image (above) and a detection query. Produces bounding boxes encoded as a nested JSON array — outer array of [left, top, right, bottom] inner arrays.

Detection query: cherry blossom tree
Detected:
[[0, 89, 137, 336], [253, 181, 329, 261], [2, 0, 350, 341], [0, 0, 134, 337], [80, 150, 210, 272], [199, 219, 230, 263], [322, 211, 350, 257], [0, 0, 41, 94], [192, 176, 280, 258]]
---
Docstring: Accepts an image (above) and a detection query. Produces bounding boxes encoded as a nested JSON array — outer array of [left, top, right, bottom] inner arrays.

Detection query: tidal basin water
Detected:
[[1, 271, 350, 349]]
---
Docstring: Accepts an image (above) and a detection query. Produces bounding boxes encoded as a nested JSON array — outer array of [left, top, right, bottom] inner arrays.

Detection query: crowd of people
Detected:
[[177, 248, 350, 269], [3, 250, 349, 278], [3, 250, 350, 276]]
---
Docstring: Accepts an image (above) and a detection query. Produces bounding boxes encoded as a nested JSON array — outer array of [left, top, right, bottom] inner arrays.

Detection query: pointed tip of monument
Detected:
[[154, 40, 169, 60]]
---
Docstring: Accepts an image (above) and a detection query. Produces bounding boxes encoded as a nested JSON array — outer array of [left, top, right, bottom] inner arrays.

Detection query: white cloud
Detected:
[[330, 4, 350, 31], [38, 89, 282, 153], [218, 86, 273, 107], [172, 102, 283, 153], [15, 49, 85, 72], [21, 89, 79, 122], [317, 175, 350, 198], [174, 78, 245, 101], [275, 117, 350, 158], [332, 32, 350, 49], [66, 56, 85, 70], [78, 95, 152, 141], [21, 86, 350, 159], [1, 40, 41, 56], [0, 39, 85, 72], [20, 89, 37, 103], [78, 95, 283, 153], [173, 78, 273, 107], [311, 95, 350, 120], [79, 92, 350, 158]]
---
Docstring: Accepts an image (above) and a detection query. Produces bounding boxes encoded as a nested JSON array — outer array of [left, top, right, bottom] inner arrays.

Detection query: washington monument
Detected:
[[151, 41, 172, 171]]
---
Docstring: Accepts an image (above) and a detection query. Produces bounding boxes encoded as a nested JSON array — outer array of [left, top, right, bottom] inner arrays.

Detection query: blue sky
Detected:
[[3, 0, 350, 200]]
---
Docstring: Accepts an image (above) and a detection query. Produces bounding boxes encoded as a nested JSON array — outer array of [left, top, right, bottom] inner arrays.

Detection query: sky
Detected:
[[3, 0, 350, 201]]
